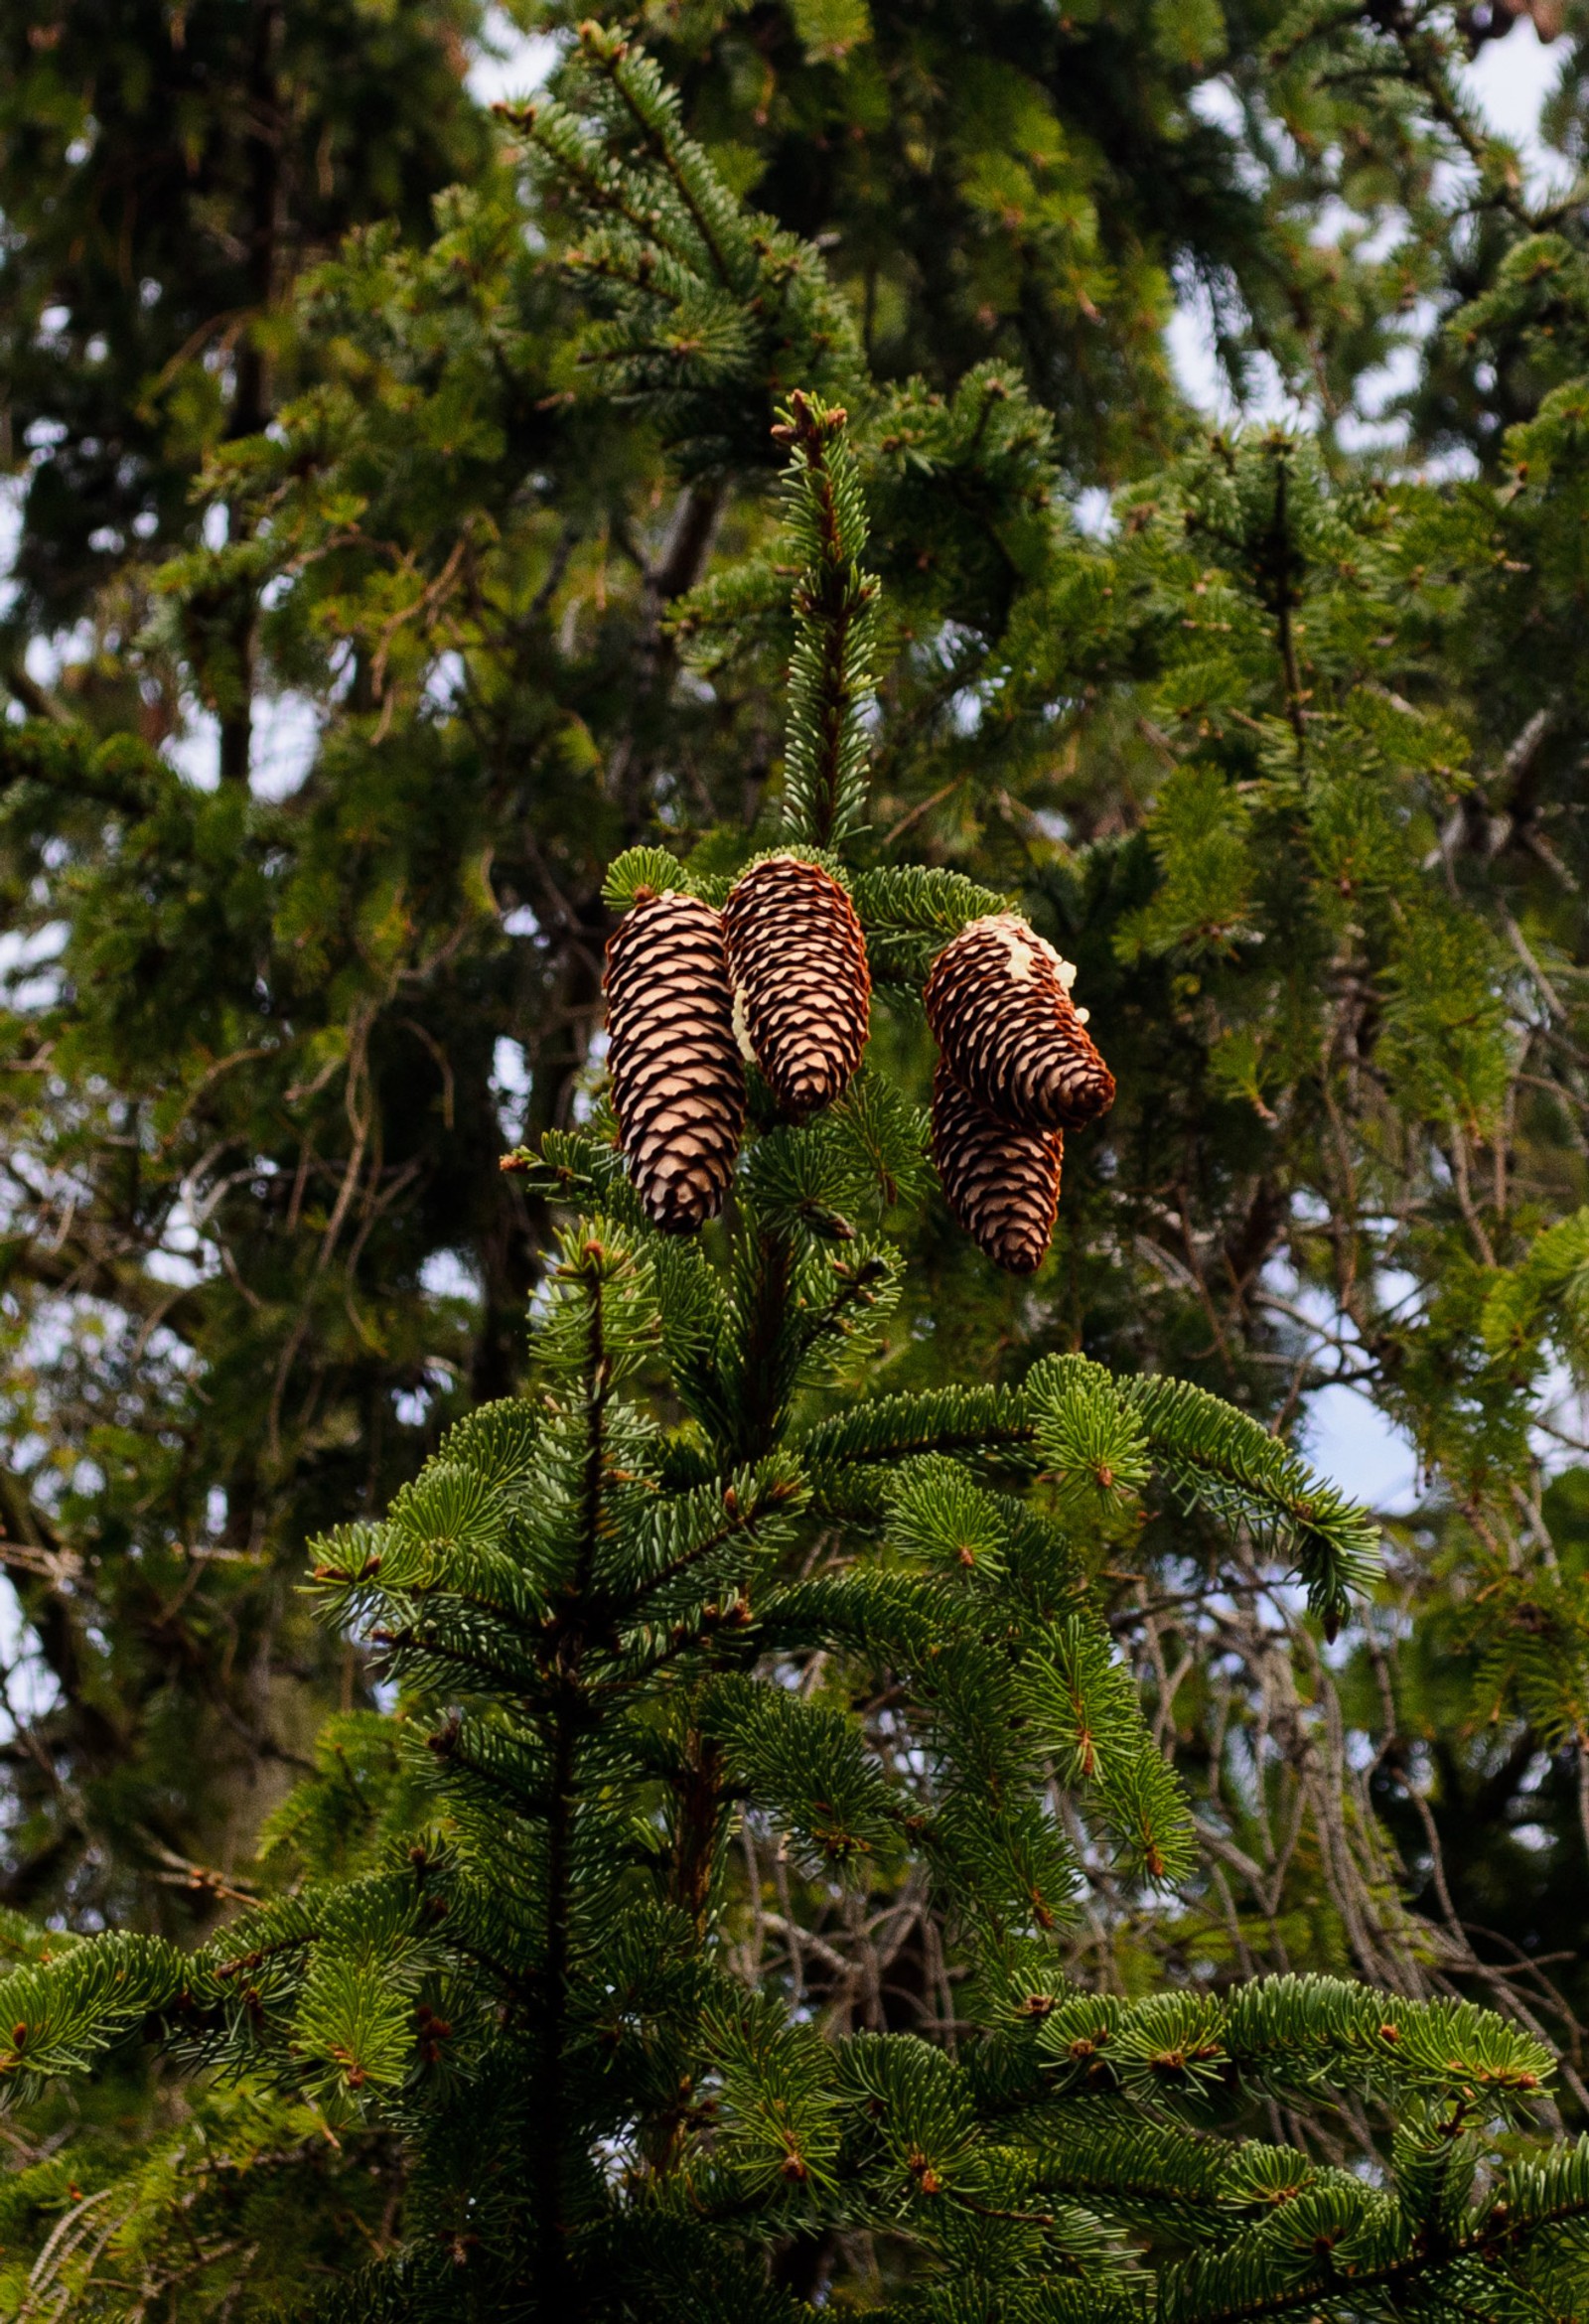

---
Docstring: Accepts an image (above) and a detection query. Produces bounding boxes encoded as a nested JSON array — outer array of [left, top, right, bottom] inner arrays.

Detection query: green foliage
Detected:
[[513, 25, 860, 469], [0, 2079, 396, 2322], [18, 5, 1589, 2316], [0, 0, 491, 637], [6, 1073, 1578, 2315], [1483, 1205, 1589, 1380], [1114, 764, 1256, 963], [1027, 1355, 1154, 1542], [850, 863, 1014, 985], [776, 392, 879, 849], [7, 395, 1588, 2316], [603, 845, 704, 910], [0, 1935, 179, 2105], [1122, 1372, 1380, 1633]]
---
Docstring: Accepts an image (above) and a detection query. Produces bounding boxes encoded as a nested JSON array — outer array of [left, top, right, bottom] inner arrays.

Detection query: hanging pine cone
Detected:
[[723, 854, 870, 1118], [604, 889, 746, 1233], [932, 1062, 1062, 1276], [925, 913, 1114, 1132]]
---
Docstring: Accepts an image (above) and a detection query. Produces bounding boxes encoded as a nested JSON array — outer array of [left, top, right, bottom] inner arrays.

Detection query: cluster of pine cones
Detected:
[[603, 857, 1113, 1274]]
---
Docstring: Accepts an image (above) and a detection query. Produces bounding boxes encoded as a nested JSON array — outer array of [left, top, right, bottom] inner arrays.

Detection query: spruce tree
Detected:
[[12, 13, 1589, 2299], [3, 7, 1301, 1924], [0, 2, 1490, 1937], [3, 398, 1588, 2324]]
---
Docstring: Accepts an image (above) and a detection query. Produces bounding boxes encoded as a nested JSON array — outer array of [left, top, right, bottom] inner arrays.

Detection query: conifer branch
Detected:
[[624, 1467, 799, 1613], [775, 393, 879, 850], [535, 1237, 612, 2308], [850, 863, 1013, 983], [581, 32, 740, 294], [1265, 442, 1307, 763], [0, 721, 164, 814], [798, 1372, 1374, 1630], [1121, 1374, 1379, 1632], [796, 1383, 1033, 1474]]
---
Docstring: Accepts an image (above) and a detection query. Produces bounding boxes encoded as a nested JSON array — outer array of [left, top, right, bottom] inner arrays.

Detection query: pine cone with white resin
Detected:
[[933, 1062, 1062, 1275], [604, 890, 746, 1232], [723, 854, 870, 1118], [924, 913, 1114, 1131]]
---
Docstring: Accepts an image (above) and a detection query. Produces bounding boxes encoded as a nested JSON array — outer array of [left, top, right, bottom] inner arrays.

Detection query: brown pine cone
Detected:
[[723, 854, 870, 1118], [925, 913, 1114, 1131], [933, 1062, 1062, 1275], [604, 890, 746, 1232]]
